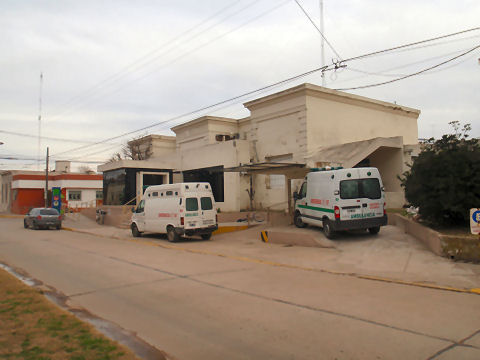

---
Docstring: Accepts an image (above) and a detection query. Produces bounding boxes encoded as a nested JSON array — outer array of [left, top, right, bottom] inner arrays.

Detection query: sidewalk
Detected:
[[61, 213, 480, 293]]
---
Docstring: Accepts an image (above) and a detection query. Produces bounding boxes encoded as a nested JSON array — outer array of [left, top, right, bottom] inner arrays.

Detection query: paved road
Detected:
[[1, 218, 479, 360]]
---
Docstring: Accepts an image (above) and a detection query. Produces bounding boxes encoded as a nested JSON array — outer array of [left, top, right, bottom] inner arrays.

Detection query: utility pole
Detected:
[[37, 73, 43, 170], [319, 0, 326, 87], [45, 147, 49, 208]]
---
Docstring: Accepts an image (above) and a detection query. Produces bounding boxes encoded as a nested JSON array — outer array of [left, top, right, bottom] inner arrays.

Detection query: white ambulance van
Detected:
[[131, 182, 218, 242], [293, 167, 387, 239]]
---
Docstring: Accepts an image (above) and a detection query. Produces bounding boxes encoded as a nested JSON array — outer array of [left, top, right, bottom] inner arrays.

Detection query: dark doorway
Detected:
[[143, 173, 165, 193], [183, 166, 224, 202]]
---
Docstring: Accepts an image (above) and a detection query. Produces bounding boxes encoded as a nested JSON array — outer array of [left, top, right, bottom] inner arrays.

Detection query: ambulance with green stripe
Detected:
[[293, 167, 387, 239], [131, 182, 218, 242]]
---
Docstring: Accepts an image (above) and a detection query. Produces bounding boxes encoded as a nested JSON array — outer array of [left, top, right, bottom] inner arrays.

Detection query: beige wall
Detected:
[[178, 140, 250, 212], [305, 94, 419, 154], [247, 95, 307, 163], [173, 117, 239, 152], [99, 84, 420, 212], [150, 137, 176, 158]]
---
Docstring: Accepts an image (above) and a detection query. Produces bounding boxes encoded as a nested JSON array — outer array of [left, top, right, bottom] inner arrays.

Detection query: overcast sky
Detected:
[[1, 0, 479, 171]]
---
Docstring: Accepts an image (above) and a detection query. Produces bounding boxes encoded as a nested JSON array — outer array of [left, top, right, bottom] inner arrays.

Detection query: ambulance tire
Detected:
[[368, 226, 380, 235], [294, 211, 307, 228], [131, 223, 141, 238], [201, 233, 212, 240], [323, 219, 335, 239], [167, 226, 180, 243]]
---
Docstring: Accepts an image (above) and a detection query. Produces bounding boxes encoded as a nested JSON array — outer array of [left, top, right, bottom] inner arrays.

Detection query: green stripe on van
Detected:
[[298, 205, 334, 213]]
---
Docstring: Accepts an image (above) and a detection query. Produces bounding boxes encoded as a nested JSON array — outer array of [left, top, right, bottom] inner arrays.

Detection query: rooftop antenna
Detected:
[[37, 72, 43, 170], [319, 0, 326, 87]]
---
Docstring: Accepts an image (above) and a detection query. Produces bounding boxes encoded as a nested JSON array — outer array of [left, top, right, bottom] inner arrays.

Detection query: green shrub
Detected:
[[401, 122, 480, 226]]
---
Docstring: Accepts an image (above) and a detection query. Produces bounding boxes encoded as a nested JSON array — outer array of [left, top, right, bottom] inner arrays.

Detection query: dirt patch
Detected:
[[0, 267, 139, 360]]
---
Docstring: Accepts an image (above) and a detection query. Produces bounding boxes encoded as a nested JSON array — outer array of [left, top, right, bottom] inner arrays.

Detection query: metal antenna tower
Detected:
[[37, 72, 43, 170], [319, 0, 326, 87]]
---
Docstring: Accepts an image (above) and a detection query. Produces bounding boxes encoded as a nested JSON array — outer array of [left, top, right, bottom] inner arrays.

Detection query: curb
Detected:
[[0, 214, 24, 219], [62, 226, 480, 297]]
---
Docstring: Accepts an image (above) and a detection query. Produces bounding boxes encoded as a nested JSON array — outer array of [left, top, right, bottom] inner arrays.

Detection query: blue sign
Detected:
[[52, 187, 62, 212], [472, 210, 480, 223]]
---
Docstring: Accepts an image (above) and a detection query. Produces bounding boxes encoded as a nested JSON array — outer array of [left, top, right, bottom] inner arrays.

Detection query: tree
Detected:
[[401, 121, 480, 226], [78, 165, 94, 174], [108, 134, 152, 162]]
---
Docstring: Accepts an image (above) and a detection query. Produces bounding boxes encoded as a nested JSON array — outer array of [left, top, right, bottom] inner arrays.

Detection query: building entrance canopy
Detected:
[[223, 162, 308, 179]]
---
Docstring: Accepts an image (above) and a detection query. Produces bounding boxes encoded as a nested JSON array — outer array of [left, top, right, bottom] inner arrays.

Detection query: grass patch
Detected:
[[0, 268, 138, 360]]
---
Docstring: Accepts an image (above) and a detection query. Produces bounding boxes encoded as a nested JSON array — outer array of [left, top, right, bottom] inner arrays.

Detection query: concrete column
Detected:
[[285, 176, 292, 215]]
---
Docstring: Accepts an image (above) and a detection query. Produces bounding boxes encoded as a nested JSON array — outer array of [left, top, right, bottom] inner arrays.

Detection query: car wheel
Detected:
[[201, 233, 212, 240], [24, 220, 28, 229], [131, 223, 141, 237], [167, 226, 180, 243], [323, 219, 335, 239], [294, 211, 307, 228], [368, 226, 380, 235]]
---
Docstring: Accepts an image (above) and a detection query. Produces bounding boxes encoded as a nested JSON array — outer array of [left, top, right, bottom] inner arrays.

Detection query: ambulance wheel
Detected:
[[294, 211, 307, 228], [368, 226, 380, 235], [201, 233, 212, 240], [323, 219, 335, 239], [131, 223, 141, 237], [167, 226, 179, 243]]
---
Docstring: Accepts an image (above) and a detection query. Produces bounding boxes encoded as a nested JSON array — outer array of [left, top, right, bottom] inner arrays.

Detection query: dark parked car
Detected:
[[24, 208, 62, 230]]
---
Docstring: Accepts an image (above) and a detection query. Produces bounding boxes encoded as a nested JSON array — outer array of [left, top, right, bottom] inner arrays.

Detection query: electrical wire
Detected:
[[342, 26, 480, 63], [45, 0, 247, 122], [346, 47, 474, 78], [46, 0, 271, 125], [293, 0, 342, 60], [0, 129, 120, 145], [52, 62, 328, 158], [50, 28, 480, 160], [334, 45, 480, 91]]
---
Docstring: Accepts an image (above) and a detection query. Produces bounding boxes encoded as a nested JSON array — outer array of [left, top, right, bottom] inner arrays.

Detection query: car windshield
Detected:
[[340, 178, 381, 200], [40, 209, 59, 215]]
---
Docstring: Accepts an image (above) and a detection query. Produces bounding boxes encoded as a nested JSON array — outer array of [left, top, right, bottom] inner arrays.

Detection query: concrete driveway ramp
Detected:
[[262, 226, 336, 248]]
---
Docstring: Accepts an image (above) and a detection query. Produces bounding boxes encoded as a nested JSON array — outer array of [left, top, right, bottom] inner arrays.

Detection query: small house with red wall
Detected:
[[0, 161, 103, 214]]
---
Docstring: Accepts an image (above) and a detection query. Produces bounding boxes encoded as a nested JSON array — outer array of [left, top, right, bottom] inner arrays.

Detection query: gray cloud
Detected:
[[1, 0, 479, 170]]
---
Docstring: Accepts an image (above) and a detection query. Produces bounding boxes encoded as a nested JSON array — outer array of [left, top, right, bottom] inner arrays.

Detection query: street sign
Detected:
[[470, 208, 480, 235], [52, 187, 62, 213]]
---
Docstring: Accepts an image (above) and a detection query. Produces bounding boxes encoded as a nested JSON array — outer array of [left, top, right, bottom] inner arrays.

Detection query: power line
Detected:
[[343, 26, 480, 63], [46, 0, 271, 124], [52, 28, 480, 159], [334, 45, 480, 91], [52, 62, 329, 157], [0, 156, 106, 164], [0, 129, 121, 145], [293, 0, 342, 60], [346, 47, 473, 78], [45, 0, 246, 122]]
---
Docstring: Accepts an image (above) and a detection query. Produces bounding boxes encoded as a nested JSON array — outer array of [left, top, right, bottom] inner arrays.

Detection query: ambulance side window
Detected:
[[136, 200, 145, 213], [299, 183, 307, 198]]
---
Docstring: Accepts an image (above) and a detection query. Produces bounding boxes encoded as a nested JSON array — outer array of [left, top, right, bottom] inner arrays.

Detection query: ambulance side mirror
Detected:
[[293, 191, 299, 200], [381, 186, 385, 192], [334, 190, 340, 195]]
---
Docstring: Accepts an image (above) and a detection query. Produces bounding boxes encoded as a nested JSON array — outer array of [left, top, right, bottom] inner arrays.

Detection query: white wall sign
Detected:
[[470, 208, 480, 235]]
